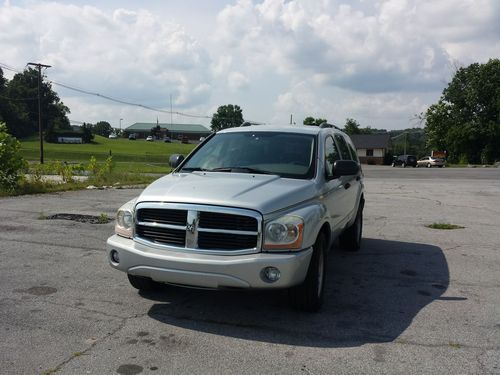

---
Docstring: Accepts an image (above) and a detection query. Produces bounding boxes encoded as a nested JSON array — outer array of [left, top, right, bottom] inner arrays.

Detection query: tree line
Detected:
[[3, 58, 498, 164], [0, 67, 70, 139], [0, 67, 121, 143]]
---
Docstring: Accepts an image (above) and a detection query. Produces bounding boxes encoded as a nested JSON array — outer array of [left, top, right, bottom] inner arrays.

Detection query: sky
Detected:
[[0, 0, 499, 130]]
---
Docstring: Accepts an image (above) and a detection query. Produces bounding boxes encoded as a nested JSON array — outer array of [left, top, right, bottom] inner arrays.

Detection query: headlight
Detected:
[[114, 194, 137, 240], [263, 215, 304, 251], [115, 209, 133, 238]]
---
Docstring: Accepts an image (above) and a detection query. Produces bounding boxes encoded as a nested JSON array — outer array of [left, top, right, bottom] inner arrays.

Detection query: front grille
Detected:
[[136, 224, 186, 246], [134, 203, 261, 254], [137, 208, 187, 225], [199, 212, 258, 231], [198, 232, 257, 250]]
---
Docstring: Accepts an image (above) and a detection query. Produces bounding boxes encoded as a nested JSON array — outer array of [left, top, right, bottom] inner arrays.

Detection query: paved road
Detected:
[[362, 164, 500, 179], [0, 169, 499, 374]]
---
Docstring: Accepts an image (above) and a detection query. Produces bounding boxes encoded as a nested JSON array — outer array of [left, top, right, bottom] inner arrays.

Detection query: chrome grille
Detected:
[[134, 203, 261, 255], [138, 208, 187, 225]]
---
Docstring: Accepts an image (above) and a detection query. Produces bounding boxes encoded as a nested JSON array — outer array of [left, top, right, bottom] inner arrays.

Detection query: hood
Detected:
[[137, 172, 317, 215]]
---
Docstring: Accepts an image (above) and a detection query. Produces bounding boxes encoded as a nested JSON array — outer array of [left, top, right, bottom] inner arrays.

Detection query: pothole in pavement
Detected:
[[44, 213, 112, 224]]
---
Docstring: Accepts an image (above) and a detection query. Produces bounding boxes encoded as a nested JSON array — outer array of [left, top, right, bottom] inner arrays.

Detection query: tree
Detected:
[[303, 117, 327, 126], [425, 59, 500, 164], [93, 121, 113, 137], [343, 118, 361, 134], [81, 123, 94, 143], [211, 104, 244, 131], [0, 122, 27, 192], [150, 125, 161, 139], [2, 68, 70, 138]]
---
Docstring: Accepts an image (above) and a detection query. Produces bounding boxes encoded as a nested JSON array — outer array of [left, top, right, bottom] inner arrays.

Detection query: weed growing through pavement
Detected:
[[426, 223, 465, 230]]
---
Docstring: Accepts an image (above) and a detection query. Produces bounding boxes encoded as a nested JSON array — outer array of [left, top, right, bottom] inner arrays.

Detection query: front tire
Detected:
[[427, 163, 431, 168], [289, 233, 327, 312], [339, 203, 363, 252]]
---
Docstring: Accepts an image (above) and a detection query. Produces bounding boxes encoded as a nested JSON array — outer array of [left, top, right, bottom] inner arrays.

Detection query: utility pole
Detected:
[[27, 62, 51, 164], [119, 118, 123, 131], [170, 94, 173, 127]]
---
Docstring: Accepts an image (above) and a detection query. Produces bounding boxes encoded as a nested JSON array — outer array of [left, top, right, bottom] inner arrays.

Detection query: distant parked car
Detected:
[[163, 136, 171, 143], [392, 155, 417, 168], [417, 156, 445, 168], [128, 134, 136, 140], [108, 133, 117, 139], [146, 136, 153, 142], [199, 136, 206, 142]]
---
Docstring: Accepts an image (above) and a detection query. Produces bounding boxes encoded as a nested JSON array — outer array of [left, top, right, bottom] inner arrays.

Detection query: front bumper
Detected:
[[106, 235, 313, 289]]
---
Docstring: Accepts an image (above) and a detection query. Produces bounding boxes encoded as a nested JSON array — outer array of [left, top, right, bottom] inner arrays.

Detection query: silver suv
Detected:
[[107, 124, 364, 312]]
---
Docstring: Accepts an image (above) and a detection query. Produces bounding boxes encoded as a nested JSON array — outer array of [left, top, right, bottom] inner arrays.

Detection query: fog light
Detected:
[[262, 267, 281, 283], [110, 250, 120, 264]]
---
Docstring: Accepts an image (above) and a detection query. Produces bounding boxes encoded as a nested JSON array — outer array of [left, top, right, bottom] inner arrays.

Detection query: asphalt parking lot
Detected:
[[1, 166, 499, 375]]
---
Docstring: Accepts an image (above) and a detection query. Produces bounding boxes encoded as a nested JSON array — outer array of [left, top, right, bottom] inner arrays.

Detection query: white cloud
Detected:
[[228, 71, 250, 90], [0, 2, 212, 109], [215, 0, 499, 94], [0, 0, 497, 130]]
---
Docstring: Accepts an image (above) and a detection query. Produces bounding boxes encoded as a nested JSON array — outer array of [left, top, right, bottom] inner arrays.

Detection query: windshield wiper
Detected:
[[180, 167, 210, 172], [209, 167, 274, 175]]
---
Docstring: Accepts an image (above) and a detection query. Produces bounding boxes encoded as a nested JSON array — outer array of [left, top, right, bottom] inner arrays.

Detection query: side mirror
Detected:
[[169, 154, 185, 168], [333, 160, 359, 177]]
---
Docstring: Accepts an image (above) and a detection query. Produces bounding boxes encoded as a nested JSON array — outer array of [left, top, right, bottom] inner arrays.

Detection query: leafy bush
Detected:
[[0, 122, 27, 192], [86, 155, 114, 182]]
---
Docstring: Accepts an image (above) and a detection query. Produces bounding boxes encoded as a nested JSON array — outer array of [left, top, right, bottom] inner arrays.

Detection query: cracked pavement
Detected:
[[0, 166, 499, 374]]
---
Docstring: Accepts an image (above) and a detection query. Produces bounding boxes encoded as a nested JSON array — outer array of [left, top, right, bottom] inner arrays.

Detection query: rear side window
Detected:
[[334, 134, 351, 160], [349, 142, 360, 162], [325, 136, 340, 178]]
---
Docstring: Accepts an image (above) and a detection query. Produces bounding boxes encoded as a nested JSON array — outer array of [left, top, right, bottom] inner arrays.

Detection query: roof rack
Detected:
[[319, 122, 341, 130]]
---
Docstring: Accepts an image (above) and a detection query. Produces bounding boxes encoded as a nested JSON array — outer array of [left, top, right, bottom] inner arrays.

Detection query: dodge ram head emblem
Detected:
[[186, 221, 195, 234]]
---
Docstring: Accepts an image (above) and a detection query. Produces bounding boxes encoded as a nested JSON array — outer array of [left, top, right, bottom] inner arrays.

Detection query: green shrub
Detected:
[[0, 122, 28, 192], [86, 155, 114, 184]]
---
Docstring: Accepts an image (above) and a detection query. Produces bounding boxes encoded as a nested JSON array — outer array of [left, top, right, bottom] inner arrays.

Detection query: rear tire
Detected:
[[289, 233, 327, 312], [427, 163, 431, 168], [127, 274, 159, 292], [339, 202, 363, 252], [402, 162, 406, 168]]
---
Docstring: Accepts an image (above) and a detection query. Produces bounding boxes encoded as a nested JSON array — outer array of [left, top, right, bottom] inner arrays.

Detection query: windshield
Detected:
[[180, 132, 316, 179]]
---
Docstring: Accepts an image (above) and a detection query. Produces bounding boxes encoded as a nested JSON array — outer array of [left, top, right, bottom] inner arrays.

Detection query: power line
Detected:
[[1, 61, 263, 124], [51, 80, 214, 119], [0, 95, 37, 101], [0, 62, 20, 73], [1, 62, 212, 119]]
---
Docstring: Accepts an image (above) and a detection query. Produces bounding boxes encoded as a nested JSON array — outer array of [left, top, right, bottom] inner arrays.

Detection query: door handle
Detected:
[[356, 175, 361, 181], [344, 182, 351, 189]]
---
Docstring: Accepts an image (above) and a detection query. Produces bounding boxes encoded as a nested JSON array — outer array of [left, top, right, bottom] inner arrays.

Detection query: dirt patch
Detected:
[[44, 213, 111, 224]]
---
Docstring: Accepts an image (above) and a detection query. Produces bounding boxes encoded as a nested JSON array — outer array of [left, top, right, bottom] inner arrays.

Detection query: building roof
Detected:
[[350, 134, 390, 149], [125, 122, 211, 133]]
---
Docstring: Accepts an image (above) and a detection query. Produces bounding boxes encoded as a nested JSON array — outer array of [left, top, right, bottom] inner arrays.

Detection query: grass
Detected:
[[98, 213, 109, 224], [0, 135, 187, 196], [426, 223, 465, 230], [0, 173, 159, 197], [19, 135, 197, 167]]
